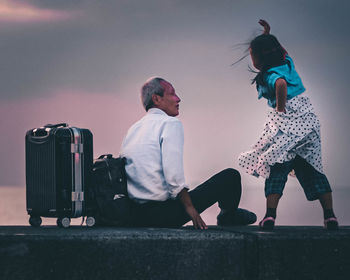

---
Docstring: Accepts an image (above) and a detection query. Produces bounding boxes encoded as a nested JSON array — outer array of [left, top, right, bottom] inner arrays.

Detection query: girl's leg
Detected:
[[261, 160, 294, 229], [265, 193, 281, 218], [293, 156, 338, 229], [319, 192, 338, 229], [319, 191, 337, 220], [319, 192, 333, 211], [319, 192, 336, 217]]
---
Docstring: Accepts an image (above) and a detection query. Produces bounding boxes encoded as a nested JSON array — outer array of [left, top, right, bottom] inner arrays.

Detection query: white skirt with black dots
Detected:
[[238, 94, 324, 178]]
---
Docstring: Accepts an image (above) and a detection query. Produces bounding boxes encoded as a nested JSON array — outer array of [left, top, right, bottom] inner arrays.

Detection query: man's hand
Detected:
[[178, 188, 208, 230], [259, 19, 270, 34], [185, 206, 208, 230]]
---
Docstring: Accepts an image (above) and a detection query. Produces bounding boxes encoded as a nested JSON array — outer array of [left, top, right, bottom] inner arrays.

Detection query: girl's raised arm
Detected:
[[275, 78, 287, 112], [259, 19, 270, 35]]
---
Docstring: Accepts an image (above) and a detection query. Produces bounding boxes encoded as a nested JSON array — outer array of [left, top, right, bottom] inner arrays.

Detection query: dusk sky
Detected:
[[1, 0, 349, 194]]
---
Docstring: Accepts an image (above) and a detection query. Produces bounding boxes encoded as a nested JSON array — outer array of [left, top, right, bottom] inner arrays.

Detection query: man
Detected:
[[120, 77, 256, 228]]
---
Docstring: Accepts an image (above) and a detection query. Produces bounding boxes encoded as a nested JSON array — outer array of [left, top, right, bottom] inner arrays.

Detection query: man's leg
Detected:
[[130, 168, 244, 228], [129, 199, 186, 228], [188, 168, 257, 226], [189, 168, 242, 213]]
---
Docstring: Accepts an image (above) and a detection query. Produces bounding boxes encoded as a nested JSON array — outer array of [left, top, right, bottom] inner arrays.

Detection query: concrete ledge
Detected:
[[0, 226, 349, 280], [224, 226, 350, 280]]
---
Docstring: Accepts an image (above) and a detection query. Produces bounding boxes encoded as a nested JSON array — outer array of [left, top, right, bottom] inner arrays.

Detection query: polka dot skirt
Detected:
[[238, 95, 324, 178]]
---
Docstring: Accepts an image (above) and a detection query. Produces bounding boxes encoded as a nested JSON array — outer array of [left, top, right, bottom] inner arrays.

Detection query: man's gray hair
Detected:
[[141, 77, 166, 111]]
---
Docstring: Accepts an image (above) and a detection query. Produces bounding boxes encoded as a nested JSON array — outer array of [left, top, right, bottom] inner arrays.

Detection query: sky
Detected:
[[1, 0, 350, 193]]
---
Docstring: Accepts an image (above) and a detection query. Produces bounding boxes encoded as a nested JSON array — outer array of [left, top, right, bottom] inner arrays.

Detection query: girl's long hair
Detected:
[[250, 34, 287, 86]]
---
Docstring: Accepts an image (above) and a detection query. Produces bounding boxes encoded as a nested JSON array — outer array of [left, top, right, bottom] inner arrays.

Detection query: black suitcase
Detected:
[[25, 123, 96, 228]]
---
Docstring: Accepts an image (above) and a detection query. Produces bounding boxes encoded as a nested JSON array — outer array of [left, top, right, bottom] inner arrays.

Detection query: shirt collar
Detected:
[[147, 108, 168, 116]]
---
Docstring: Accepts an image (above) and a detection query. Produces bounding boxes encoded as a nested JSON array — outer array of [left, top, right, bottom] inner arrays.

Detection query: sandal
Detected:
[[259, 216, 275, 230], [324, 217, 339, 230]]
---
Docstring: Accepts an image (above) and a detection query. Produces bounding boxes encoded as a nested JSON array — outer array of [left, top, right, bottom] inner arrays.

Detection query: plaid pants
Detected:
[[265, 155, 332, 201]]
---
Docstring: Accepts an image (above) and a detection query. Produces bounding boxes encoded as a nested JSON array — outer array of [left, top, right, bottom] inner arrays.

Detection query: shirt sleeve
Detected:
[[266, 72, 284, 94], [160, 119, 189, 199]]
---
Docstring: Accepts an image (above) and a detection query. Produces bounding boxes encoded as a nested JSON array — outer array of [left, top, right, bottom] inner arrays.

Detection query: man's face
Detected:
[[154, 81, 181, 117]]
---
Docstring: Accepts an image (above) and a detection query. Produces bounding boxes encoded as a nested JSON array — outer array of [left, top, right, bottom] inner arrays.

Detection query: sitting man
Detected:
[[120, 77, 256, 228]]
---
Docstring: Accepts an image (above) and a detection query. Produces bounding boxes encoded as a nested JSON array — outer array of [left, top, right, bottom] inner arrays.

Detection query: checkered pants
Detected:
[[265, 155, 332, 201]]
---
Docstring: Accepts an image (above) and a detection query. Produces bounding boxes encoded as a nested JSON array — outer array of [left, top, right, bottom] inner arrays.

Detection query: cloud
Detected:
[[0, 0, 78, 22], [0, 0, 238, 101], [0, 0, 349, 105]]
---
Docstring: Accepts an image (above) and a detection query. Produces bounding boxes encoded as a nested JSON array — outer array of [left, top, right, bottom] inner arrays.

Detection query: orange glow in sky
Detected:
[[0, 0, 74, 22]]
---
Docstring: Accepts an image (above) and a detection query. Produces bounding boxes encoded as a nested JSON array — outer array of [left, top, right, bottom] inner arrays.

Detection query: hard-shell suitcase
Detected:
[[25, 123, 96, 228]]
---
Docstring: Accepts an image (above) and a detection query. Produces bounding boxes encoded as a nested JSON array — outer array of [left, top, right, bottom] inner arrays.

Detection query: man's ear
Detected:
[[151, 94, 162, 106]]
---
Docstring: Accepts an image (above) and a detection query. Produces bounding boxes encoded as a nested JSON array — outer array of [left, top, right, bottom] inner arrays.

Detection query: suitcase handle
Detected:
[[98, 154, 113, 159], [26, 129, 50, 144], [28, 123, 68, 142], [44, 123, 68, 128]]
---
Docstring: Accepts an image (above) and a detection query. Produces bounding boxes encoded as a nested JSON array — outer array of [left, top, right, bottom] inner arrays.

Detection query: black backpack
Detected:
[[92, 154, 132, 226]]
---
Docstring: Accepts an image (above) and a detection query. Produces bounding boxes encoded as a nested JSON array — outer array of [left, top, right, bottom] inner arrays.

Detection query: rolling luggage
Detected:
[[25, 123, 96, 228]]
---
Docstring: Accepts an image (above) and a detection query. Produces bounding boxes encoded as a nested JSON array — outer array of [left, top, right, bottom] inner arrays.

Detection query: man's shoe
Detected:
[[217, 208, 257, 226]]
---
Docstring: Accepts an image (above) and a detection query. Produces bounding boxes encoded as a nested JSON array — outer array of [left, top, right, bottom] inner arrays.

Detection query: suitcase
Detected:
[[25, 123, 96, 228]]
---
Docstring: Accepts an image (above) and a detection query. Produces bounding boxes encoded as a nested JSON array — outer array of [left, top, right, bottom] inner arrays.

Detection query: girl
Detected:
[[238, 20, 338, 230]]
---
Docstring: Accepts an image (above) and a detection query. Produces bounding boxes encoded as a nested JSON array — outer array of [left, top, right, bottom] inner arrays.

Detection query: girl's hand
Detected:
[[259, 19, 270, 34]]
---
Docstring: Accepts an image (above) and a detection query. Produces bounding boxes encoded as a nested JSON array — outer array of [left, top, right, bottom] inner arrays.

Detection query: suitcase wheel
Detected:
[[57, 217, 71, 228], [86, 216, 96, 227], [29, 216, 42, 227]]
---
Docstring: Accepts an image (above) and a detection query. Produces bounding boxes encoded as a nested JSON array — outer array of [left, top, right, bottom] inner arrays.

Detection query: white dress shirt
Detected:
[[120, 108, 188, 203]]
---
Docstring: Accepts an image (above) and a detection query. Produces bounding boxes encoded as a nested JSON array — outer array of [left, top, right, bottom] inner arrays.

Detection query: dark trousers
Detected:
[[130, 168, 242, 228]]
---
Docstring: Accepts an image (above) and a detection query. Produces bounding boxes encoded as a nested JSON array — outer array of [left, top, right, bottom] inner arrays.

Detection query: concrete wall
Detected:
[[0, 226, 349, 280]]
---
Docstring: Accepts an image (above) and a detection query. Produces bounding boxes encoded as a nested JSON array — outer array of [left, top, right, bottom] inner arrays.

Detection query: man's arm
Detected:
[[177, 189, 208, 230], [161, 119, 207, 229]]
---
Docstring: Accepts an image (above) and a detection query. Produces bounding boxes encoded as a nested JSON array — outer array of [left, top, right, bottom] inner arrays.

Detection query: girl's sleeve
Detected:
[[266, 72, 285, 93], [266, 55, 293, 92]]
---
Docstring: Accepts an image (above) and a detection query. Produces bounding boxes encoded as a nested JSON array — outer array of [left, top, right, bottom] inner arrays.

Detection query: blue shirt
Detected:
[[257, 55, 305, 108]]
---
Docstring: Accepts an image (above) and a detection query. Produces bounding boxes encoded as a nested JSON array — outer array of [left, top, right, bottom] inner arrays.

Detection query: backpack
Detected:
[[92, 154, 132, 226]]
